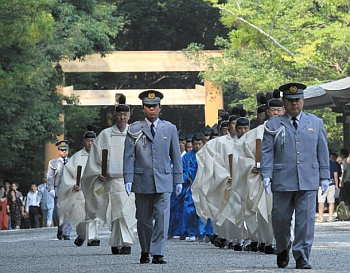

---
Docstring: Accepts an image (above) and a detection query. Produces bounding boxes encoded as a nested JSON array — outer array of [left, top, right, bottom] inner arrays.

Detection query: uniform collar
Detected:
[[286, 111, 303, 120], [145, 118, 160, 128]]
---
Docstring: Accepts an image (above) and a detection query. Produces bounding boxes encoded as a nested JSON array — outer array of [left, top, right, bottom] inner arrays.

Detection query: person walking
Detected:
[[123, 90, 183, 264], [181, 131, 212, 241], [316, 150, 339, 222], [7, 189, 24, 229], [0, 186, 9, 230], [25, 183, 40, 228], [37, 172, 54, 228], [47, 140, 71, 239], [80, 96, 136, 254], [261, 82, 329, 269], [58, 126, 96, 247]]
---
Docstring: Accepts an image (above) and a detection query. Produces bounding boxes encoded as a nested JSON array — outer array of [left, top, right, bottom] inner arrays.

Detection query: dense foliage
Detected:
[[1, 0, 348, 189], [0, 0, 123, 187], [197, 0, 349, 150]]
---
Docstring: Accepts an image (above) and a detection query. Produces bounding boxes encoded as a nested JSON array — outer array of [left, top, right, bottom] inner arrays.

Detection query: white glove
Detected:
[[320, 179, 329, 195], [175, 184, 182, 196], [125, 182, 132, 196], [263, 178, 271, 195], [49, 190, 55, 198]]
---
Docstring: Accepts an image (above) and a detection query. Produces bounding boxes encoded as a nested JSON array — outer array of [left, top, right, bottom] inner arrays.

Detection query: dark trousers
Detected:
[[29, 206, 40, 228], [53, 197, 71, 236], [343, 183, 350, 205]]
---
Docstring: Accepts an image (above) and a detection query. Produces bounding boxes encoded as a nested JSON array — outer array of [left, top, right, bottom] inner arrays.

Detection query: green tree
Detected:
[[195, 1, 349, 91], [195, 0, 348, 148], [0, 0, 123, 187], [114, 0, 228, 50]]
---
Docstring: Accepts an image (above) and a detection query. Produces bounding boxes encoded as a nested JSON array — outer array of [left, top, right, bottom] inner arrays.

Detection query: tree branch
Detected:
[[218, 5, 295, 57], [218, 5, 324, 72]]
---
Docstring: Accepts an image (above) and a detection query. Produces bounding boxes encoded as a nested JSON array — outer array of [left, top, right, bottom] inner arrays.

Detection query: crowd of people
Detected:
[[0, 84, 347, 269], [0, 176, 55, 230]]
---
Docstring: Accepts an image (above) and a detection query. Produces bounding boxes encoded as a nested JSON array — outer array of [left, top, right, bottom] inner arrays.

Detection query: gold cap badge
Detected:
[[148, 92, 155, 99], [289, 86, 298, 93], [61, 142, 66, 146]]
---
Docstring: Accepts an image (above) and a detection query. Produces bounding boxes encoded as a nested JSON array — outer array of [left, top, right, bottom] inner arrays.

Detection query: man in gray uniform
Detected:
[[261, 82, 329, 269], [123, 90, 183, 264], [47, 140, 71, 240]]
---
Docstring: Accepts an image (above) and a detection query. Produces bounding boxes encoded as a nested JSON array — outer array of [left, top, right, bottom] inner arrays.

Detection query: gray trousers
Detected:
[[135, 193, 171, 256], [272, 190, 316, 262]]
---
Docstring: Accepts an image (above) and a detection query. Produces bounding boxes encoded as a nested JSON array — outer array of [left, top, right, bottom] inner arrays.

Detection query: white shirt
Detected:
[[145, 118, 159, 134], [25, 190, 40, 212]]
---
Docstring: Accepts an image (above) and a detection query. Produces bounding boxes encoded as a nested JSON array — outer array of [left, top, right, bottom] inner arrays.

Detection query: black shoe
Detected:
[[264, 244, 275, 254], [87, 239, 100, 246], [233, 243, 243, 251], [111, 247, 119, 255], [57, 232, 63, 240], [251, 242, 259, 252], [152, 255, 167, 264], [227, 242, 234, 249], [258, 243, 265, 252], [111, 246, 131, 255], [210, 234, 218, 245], [63, 235, 71, 240], [277, 242, 291, 268], [140, 252, 150, 264], [74, 236, 85, 246], [217, 238, 226, 249], [119, 246, 131, 254], [296, 257, 312, 269], [244, 244, 252, 251], [179, 235, 186, 240]]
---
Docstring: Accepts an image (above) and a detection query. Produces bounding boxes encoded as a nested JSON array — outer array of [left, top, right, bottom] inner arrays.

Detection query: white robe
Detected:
[[228, 125, 273, 243], [193, 135, 244, 240], [81, 124, 136, 246], [57, 148, 88, 228]]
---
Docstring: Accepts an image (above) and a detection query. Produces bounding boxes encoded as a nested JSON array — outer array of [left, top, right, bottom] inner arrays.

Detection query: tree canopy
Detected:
[[195, 0, 349, 150], [0, 0, 228, 188], [0, 0, 123, 186], [1, 0, 348, 188], [205, 0, 350, 90]]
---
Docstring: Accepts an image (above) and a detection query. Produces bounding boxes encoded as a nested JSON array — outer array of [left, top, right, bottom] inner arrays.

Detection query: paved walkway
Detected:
[[1, 216, 350, 273]]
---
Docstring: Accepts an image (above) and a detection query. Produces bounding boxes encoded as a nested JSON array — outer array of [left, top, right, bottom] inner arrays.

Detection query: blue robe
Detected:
[[180, 150, 213, 237]]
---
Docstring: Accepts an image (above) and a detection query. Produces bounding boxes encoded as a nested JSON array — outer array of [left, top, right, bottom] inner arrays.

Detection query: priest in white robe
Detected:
[[57, 128, 96, 232], [80, 96, 136, 254]]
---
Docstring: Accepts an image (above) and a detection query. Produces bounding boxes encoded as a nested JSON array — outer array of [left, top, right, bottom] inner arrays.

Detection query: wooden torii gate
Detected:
[[45, 50, 223, 167]]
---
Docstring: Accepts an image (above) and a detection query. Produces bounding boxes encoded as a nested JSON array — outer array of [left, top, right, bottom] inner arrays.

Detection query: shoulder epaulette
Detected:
[[130, 121, 140, 126]]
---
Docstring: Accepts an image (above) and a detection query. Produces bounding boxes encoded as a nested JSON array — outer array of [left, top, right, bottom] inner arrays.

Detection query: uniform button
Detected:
[[153, 168, 156, 171], [296, 142, 299, 145], [153, 149, 156, 153], [297, 151, 300, 154], [297, 161, 300, 164], [153, 159, 156, 162]]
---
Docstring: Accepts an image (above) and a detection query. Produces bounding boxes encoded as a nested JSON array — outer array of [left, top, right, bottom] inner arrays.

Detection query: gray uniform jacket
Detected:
[[261, 112, 329, 191], [37, 183, 55, 210], [123, 119, 183, 194], [47, 157, 69, 195]]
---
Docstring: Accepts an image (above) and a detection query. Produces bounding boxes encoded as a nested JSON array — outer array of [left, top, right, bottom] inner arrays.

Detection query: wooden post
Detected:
[[76, 165, 82, 186], [204, 80, 223, 126], [102, 149, 108, 177], [228, 154, 233, 178], [256, 139, 262, 168]]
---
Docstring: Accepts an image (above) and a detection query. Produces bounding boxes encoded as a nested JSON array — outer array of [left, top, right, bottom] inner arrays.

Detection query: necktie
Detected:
[[150, 123, 155, 137], [292, 117, 298, 130], [63, 158, 67, 165]]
